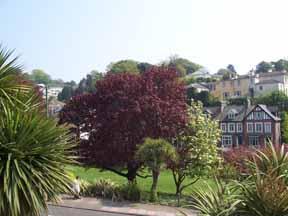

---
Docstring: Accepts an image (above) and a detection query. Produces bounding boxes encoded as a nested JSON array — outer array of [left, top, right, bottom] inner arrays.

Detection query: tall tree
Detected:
[[107, 60, 140, 74], [60, 67, 187, 182], [164, 55, 202, 76], [255, 61, 273, 73], [29, 69, 51, 84], [272, 59, 288, 72], [168, 101, 221, 202]]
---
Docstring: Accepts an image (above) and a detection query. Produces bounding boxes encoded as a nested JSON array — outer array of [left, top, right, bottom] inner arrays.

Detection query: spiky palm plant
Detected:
[[189, 178, 240, 216], [0, 46, 76, 215]]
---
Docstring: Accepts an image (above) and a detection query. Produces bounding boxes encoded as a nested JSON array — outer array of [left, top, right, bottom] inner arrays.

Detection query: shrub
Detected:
[[222, 146, 255, 176], [236, 170, 288, 215], [120, 183, 141, 202], [81, 179, 120, 199], [189, 178, 240, 216]]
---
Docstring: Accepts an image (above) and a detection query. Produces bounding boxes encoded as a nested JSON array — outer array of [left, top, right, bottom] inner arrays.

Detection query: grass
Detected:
[[67, 165, 214, 205]]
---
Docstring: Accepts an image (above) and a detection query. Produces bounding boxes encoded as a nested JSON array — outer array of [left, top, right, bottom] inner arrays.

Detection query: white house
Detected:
[[188, 68, 212, 79]]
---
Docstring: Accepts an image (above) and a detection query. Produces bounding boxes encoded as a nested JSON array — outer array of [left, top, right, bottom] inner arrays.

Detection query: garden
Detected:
[[2, 45, 288, 216]]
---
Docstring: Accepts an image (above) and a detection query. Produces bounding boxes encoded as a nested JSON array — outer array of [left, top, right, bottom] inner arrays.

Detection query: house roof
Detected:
[[204, 104, 280, 122], [255, 79, 282, 85], [186, 83, 209, 90]]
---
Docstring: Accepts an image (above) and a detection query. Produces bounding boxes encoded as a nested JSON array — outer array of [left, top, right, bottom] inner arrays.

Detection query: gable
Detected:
[[246, 105, 278, 121]]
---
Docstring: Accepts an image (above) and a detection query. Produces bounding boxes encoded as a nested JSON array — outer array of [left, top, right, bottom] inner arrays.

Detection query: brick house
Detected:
[[204, 103, 281, 148]]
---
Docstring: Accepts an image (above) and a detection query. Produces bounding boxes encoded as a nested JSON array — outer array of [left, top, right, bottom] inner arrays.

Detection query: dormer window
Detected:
[[228, 109, 238, 119]]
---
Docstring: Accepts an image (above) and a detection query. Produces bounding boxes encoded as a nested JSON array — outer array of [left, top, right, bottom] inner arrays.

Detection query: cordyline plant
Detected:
[[168, 101, 221, 204], [136, 138, 176, 202], [60, 67, 187, 182], [0, 46, 76, 216]]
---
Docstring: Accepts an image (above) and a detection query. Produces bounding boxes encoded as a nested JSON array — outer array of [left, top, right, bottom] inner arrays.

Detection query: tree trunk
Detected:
[[127, 162, 139, 183], [150, 169, 159, 202]]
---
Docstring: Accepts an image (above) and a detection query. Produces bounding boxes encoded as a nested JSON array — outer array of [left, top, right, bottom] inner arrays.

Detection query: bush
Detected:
[[81, 179, 121, 200], [236, 170, 288, 215], [120, 183, 141, 202], [222, 147, 255, 176], [189, 178, 239, 216]]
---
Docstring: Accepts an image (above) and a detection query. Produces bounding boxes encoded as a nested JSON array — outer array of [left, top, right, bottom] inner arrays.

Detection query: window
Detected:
[[247, 123, 253, 133], [237, 123, 242, 132], [236, 135, 243, 146], [254, 112, 263, 120], [228, 110, 237, 119], [222, 135, 232, 148], [264, 122, 272, 133], [221, 123, 227, 132], [255, 123, 263, 132], [228, 123, 235, 132], [247, 113, 253, 120], [249, 136, 259, 147], [234, 91, 241, 97], [237, 80, 241, 86], [263, 113, 270, 120], [259, 86, 263, 90], [223, 92, 229, 98]]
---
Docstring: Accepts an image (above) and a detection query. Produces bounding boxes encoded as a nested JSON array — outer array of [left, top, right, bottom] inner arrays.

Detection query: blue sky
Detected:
[[1, 0, 288, 81]]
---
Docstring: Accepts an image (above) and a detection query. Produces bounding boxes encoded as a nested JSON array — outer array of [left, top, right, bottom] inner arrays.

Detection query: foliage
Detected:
[[255, 61, 273, 73], [168, 101, 221, 201], [0, 46, 75, 216], [58, 85, 75, 101], [227, 97, 249, 106], [0, 102, 75, 216], [29, 69, 51, 84], [107, 59, 140, 74], [253, 90, 288, 107], [162, 55, 202, 76], [281, 112, 288, 143], [82, 178, 121, 199], [235, 143, 288, 215], [60, 67, 187, 182], [222, 146, 255, 175], [189, 178, 240, 216], [186, 88, 220, 106], [120, 183, 142, 201], [136, 138, 176, 201], [272, 59, 288, 72]]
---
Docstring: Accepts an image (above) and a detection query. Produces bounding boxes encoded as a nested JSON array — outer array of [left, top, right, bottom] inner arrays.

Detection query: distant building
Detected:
[[206, 71, 288, 100], [186, 83, 209, 93], [47, 87, 63, 98], [188, 68, 212, 79], [207, 75, 251, 100], [48, 98, 65, 117], [205, 103, 281, 149]]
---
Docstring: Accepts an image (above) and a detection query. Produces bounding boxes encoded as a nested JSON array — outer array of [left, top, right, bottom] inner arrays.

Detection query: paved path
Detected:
[[48, 205, 132, 216], [47, 196, 198, 216]]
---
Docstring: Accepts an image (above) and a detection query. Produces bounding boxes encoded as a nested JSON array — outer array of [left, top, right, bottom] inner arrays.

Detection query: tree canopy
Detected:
[[60, 67, 187, 182], [107, 59, 140, 74]]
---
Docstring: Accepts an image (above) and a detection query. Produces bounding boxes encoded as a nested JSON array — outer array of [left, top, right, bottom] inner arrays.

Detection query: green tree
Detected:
[[187, 88, 220, 106], [168, 101, 221, 202], [272, 59, 288, 71], [281, 112, 288, 143], [136, 138, 176, 202], [164, 55, 202, 76], [107, 60, 140, 74], [255, 61, 273, 73], [0, 46, 75, 216], [253, 91, 288, 106], [29, 69, 51, 84]]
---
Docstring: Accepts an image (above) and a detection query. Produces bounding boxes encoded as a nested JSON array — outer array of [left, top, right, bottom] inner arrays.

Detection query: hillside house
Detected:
[[205, 103, 281, 149]]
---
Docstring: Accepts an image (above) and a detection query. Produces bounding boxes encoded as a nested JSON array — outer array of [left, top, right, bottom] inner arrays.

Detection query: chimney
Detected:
[[246, 98, 251, 108], [220, 101, 226, 112]]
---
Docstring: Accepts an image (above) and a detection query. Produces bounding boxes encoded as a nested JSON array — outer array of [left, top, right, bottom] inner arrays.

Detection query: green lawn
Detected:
[[67, 165, 214, 203]]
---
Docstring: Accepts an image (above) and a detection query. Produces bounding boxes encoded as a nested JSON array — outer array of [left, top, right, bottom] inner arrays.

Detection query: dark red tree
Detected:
[[60, 67, 187, 181]]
